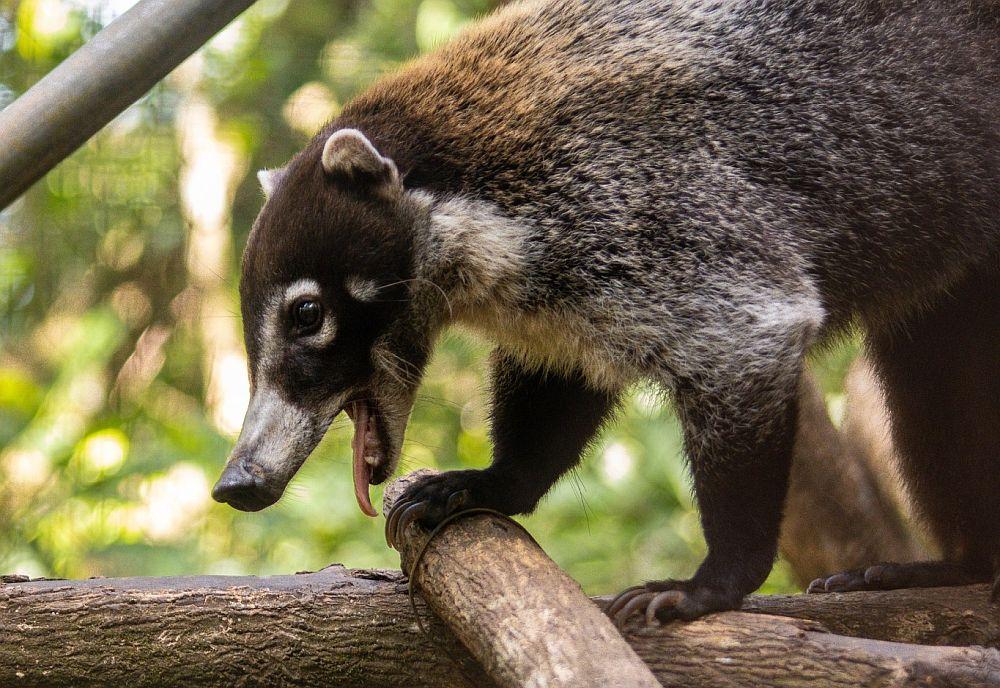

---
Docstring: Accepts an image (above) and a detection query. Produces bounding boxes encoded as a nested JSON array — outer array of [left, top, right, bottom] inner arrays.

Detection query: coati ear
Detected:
[[257, 168, 286, 198], [321, 128, 399, 190]]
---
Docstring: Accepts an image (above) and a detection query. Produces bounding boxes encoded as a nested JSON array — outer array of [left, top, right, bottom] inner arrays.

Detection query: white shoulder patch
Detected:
[[426, 196, 532, 307]]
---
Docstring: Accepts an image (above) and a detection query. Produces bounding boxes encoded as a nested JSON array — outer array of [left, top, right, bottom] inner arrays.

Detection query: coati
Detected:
[[212, 0, 1000, 623]]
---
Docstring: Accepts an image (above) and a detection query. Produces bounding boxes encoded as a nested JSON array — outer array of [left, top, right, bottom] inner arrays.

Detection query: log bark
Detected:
[[4, 569, 1000, 687], [741, 585, 1000, 648], [621, 610, 1000, 688], [382, 469, 662, 688]]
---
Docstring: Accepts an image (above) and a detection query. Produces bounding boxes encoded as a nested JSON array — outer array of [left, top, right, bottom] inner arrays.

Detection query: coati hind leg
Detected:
[[809, 259, 1000, 596], [385, 350, 619, 546]]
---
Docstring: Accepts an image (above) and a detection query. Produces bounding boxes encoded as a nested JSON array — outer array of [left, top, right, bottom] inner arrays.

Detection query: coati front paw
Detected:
[[607, 579, 744, 626], [385, 469, 502, 549], [807, 561, 987, 593]]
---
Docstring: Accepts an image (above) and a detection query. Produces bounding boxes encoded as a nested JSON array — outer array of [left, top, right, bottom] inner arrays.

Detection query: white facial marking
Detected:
[[236, 384, 311, 471], [285, 278, 321, 304], [283, 278, 337, 348], [257, 278, 337, 374], [231, 384, 347, 479], [346, 276, 381, 302]]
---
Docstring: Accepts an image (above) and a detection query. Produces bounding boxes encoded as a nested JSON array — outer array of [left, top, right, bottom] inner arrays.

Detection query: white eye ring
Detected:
[[285, 279, 321, 304], [282, 279, 336, 347]]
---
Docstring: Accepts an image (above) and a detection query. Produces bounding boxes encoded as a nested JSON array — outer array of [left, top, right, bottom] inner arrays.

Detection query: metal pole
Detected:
[[0, 0, 260, 210]]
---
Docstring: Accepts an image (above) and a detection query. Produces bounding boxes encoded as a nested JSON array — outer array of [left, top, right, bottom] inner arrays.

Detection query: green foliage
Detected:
[[0, 0, 851, 594]]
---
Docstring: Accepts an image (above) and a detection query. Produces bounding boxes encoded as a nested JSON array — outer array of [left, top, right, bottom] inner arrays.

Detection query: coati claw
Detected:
[[608, 580, 742, 626], [385, 498, 417, 548], [393, 502, 429, 545], [808, 561, 987, 593], [446, 489, 470, 514], [384, 499, 420, 548], [384, 471, 500, 550], [613, 592, 656, 628], [806, 561, 991, 593], [645, 590, 686, 625], [807, 569, 870, 593], [605, 585, 646, 619]]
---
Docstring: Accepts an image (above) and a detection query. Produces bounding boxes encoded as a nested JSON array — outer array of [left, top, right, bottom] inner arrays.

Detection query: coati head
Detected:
[[211, 129, 442, 517]]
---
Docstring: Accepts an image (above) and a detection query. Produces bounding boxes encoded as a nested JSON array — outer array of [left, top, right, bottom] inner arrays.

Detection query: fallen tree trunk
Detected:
[[4, 571, 999, 686], [626, 610, 1000, 687], [0, 567, 488, 688], [741, 585, 1000, 648]]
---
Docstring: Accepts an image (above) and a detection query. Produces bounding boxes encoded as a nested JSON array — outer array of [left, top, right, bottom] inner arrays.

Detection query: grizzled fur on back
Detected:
[[228, 0, 1000, 620], [335, 0, 1000, 331]]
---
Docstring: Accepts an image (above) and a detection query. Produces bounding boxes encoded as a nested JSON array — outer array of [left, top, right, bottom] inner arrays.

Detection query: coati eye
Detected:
[[292, 299, 323, 333]]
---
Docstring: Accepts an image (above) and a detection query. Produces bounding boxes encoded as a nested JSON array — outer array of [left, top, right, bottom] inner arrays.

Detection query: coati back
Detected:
[[212, 0, 1000, 621]]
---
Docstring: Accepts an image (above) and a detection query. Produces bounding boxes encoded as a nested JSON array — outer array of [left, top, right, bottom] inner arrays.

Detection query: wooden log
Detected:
[[620, 611, 1000, 688], [3, 568, 1000, 687], [383, 469, 662, 688], [0, 566, 489, 688], [741, 585, 1000, 648]]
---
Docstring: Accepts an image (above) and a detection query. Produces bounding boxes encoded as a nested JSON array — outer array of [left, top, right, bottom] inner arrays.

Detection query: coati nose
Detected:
[[211, 460, 280, 512]]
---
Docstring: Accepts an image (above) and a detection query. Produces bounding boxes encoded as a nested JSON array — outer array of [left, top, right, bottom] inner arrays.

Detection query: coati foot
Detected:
[[385, 469, 510, 549], [607, 579, 744, 626], [807, 561, 988, 594]]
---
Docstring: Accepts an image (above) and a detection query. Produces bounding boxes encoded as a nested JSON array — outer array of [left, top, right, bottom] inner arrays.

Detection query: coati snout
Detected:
[[212, 129, 436, 516]]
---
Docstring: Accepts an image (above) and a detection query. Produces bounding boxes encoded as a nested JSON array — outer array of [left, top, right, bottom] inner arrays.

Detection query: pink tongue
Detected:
[[349, 402, 377, 517]]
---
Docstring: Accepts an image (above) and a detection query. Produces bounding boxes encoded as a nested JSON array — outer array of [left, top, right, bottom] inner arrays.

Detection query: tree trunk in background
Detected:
[[839, 355, 934, 552], [780, 364, 927, 587], [3, 569, 999, 688]]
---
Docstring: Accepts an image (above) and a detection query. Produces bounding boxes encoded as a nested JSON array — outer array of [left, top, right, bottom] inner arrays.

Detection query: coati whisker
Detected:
[[378, 276, 455, 319]]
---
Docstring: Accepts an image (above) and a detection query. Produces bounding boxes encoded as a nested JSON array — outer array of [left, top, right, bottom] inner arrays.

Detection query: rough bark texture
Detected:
[[780, 366, 927, 586], [4, 568, 1000, 687], [621, 611, 1000, 688], [0, 566, 490, 688], [741, 585, 1000, 648], [383, 469, 662, 688]]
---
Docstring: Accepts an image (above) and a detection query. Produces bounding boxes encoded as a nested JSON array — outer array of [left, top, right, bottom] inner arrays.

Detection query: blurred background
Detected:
[[0, 0, 859, 594]]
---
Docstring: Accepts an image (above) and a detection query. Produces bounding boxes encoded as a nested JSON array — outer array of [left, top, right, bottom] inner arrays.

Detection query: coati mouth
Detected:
[[345, 397, 391, 517]]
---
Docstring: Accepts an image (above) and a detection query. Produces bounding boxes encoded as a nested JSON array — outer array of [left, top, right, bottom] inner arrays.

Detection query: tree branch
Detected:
[[383, 470, 661, 688], [4, 572, 998, 685]]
